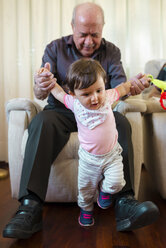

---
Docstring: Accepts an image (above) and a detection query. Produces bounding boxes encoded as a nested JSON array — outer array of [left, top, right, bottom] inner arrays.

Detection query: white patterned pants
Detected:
[[78, 143, 126, 211]]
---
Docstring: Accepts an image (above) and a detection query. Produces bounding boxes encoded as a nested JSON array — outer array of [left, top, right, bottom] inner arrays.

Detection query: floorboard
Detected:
[[0, 165, 165, 248]]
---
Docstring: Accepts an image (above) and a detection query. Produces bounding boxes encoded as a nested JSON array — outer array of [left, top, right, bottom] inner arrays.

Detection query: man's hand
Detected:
[[34, 62, 56, 100], [129, 73, 150, 96]]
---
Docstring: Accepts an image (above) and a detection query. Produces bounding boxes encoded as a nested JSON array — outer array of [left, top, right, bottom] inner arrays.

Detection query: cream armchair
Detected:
[[142, 59, 166, 199], [6, 97, 147, 201]]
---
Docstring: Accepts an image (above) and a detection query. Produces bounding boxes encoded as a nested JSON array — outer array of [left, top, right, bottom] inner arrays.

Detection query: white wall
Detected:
[[0, 0, 166, 161]]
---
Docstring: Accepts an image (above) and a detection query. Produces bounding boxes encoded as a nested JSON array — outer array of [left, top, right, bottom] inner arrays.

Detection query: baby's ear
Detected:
[[69, 90, 75, 96]]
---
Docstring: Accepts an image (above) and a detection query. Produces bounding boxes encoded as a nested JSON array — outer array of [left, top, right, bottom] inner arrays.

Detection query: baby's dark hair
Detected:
[[66, 58, 106, 93]]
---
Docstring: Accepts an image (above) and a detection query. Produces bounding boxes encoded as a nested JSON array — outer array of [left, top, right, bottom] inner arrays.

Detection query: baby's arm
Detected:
[[116, 81, 131, 98], [51, 81, 66, 104], [38, 67, 66, 104], [116, 74, 150, 98]]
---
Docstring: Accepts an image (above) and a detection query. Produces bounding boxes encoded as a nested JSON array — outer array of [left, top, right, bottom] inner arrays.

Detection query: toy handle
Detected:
[[160, 92, 166, 110]]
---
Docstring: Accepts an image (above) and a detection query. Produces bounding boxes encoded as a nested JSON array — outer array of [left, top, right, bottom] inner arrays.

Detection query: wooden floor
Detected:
[[0, 166, 166, 248]]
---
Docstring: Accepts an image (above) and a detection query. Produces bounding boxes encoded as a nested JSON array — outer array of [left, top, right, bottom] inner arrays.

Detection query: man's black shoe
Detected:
[[115, 195, 159, 231], [3, 199, 43, 239]]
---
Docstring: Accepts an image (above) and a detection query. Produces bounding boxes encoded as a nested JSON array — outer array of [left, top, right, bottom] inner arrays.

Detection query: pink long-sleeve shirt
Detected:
[[64, 89, 120, 155]]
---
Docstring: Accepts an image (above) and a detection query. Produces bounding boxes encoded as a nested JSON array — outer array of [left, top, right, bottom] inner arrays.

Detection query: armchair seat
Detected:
[[6, 97, 147, 201]]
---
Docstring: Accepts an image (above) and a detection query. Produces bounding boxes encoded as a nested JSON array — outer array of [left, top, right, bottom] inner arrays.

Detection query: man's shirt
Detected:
[[41, 35, 126, 108]]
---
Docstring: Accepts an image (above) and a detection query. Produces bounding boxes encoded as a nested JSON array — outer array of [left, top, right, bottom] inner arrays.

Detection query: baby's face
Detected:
[[73, 76, 106, 110]]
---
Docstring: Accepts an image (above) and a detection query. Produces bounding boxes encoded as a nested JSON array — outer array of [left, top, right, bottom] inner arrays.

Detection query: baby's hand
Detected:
[[37, 64, 55, 84], [34, 62, 56, 100], [38, 67, 51, 75]]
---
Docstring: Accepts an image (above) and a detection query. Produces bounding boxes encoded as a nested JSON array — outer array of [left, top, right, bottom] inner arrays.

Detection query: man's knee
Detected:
[[28, 110, 59, 131], [33, 110, 57, 123]]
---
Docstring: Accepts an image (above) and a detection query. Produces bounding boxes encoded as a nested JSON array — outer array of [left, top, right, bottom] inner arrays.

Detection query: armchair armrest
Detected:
[[6, 98, 42, 123], [113, 98, 147, 198], [5, 98, 42, 198], [143, 97, 166, 113], [113, 98, 147, 115]]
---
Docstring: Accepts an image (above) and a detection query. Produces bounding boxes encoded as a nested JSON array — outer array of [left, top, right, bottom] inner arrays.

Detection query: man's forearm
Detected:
[[33, 84, 49, 100]]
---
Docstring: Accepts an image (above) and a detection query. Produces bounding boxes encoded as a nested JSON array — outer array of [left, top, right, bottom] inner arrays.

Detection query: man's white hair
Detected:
[[71, 2, 105, 25]]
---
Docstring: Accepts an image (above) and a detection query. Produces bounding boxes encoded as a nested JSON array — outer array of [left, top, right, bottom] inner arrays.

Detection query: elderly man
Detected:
[[3, 2, 159, 239]]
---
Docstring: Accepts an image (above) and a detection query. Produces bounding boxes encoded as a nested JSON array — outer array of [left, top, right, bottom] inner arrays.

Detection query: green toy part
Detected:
[[147, 74, 166, 91], [147, 74, 166, 110]]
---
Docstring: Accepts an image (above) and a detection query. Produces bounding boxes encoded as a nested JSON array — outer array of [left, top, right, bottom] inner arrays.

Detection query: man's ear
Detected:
[[71, 22, 74, 32]]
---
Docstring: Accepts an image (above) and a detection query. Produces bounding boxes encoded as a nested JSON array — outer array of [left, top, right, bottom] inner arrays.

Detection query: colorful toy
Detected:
[[148, 74, 166, 110]]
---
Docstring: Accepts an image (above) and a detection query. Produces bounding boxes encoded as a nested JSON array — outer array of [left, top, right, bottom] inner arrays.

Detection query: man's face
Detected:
[[72, 16, 103, 57]]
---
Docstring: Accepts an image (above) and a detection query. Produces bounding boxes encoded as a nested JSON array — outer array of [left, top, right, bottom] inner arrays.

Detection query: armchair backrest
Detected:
[[144, 59, 166, 78]]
